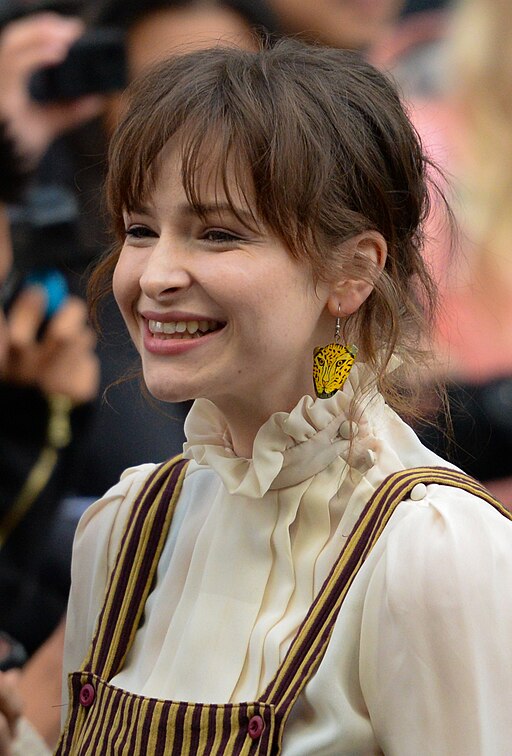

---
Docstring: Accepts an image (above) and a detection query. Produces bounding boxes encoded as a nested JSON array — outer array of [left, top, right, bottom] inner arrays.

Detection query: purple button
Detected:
[[79, 683, 96, 707], [247, 714, 264, 740]]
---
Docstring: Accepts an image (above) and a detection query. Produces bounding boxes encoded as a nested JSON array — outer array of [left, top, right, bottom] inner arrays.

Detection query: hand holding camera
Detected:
[[0, 12, 106, 161], [3, 284, 99, 405]]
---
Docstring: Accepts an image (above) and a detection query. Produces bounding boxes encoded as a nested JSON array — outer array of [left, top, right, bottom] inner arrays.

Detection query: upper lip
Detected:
[[139, 310, 223, 323]]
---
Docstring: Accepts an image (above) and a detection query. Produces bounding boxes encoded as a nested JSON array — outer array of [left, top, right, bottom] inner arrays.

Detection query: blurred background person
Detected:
[[0, 6, 102, 660], [374, 0, 512, 504], [0, 9, 102, 753], [266, 0, 405, 52], [266, 0, 452, 102], [0, 14, 101, 756]]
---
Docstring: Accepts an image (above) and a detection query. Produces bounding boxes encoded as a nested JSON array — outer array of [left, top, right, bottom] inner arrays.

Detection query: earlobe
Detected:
[[327, 231, 387, 317]]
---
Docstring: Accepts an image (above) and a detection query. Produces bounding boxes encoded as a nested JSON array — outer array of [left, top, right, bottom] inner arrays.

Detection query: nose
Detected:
[[139, 237, 193, 300]]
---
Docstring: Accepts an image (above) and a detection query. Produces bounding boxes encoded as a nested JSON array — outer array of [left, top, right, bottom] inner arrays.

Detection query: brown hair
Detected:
[[91, 38, 445, 421]]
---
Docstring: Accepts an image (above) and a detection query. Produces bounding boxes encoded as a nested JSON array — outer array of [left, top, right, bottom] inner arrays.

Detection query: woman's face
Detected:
[[113, 141, 334, 418], [269, 0, 404, 50]]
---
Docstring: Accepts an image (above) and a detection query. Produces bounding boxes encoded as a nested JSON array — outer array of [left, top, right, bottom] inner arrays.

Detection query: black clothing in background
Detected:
[[0, 383, 93, 654], [417, 378, 512, 484]]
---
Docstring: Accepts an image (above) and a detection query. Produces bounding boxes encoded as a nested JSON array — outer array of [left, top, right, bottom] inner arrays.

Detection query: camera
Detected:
[[4, 184, 76, 327], [29, 26, 127, 103]]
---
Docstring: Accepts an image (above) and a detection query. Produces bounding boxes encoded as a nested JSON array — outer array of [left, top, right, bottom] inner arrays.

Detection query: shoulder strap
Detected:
[[263, 466, 512, 724], [83, 455, 189, 679]]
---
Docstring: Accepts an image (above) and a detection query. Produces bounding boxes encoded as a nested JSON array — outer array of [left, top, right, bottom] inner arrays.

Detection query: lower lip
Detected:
[[142, 321, 223, 355]]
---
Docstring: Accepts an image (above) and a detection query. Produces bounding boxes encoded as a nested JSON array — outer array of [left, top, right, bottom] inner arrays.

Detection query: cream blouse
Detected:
[[63, 365, 512, 755]]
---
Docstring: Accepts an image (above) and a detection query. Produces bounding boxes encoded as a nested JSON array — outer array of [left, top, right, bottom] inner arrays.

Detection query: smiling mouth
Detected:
[[147, 319, 225, 339]]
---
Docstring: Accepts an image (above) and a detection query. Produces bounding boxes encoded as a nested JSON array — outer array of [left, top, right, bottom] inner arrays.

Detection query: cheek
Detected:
[[112, 256, 137, 316]]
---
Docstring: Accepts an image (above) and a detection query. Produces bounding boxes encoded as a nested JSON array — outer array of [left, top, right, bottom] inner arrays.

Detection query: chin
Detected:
[[143, 378, 195, 405]]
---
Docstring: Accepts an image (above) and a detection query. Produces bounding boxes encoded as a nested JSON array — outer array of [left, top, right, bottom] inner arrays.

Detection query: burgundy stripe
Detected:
[[94, 686, 123, 755], [117, 690, 138, 755], [56, 674, 83, 754], [266, 468, 479, 710], [230, 704, 248, 755], [155, 700, 171, 755], [93, 459, 187, 676], [108, 461, 187, 676], [97, 461, 183, 673], [81, 682, 115, 756], [189, 703, 203, 753], [126, 692, 144, 754], [203, 704, 218, 755], [139, 697, 157, 754], [74, 698, 95, 754], [86, 461, 171, 673], [219, 702, 233, 753], [265, 482, 389, 706], [109, 688, 131, 754], [171, 701, 188, 756], [73, 679, 104, 755], [272, 473, 433, 706], [272, 467, 512, 717]]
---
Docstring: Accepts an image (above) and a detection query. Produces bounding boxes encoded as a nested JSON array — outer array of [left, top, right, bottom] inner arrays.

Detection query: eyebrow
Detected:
[[183, 202, 259, 228], [127, 202, 258, 226]]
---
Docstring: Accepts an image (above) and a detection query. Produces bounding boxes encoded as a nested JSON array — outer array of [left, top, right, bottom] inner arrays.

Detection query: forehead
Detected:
[[145, 136, 257, 217]]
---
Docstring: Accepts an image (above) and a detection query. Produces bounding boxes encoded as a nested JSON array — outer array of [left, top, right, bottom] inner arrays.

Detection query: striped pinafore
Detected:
[[56, 457, 512, 755]]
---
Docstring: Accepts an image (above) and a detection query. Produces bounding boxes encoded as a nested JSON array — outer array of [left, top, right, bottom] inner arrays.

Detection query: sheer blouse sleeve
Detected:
[[359, 485, 512, 755]]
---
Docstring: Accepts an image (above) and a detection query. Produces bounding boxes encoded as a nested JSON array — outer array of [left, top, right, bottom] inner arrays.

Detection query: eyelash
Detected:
[[124, 226, 244, 244], [201, 229, 243, 244], [124, 225, 155, 239]]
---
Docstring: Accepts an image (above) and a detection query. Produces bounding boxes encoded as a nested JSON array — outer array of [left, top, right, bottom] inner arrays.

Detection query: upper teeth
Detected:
[[148, 319, 219, 335]]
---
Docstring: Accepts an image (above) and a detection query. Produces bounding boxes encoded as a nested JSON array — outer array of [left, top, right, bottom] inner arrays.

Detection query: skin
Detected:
[[268, 0, 405, 51], [0, 670, 22, 756], [17, 619, 65, 748], [113, 141, 386, 458]]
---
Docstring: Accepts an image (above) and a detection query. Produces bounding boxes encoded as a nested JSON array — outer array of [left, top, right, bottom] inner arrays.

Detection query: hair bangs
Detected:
[[179, 118, 261, 234]]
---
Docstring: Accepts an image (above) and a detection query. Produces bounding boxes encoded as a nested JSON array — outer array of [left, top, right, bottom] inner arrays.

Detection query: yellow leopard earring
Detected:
[[313, 309, 358, 399]]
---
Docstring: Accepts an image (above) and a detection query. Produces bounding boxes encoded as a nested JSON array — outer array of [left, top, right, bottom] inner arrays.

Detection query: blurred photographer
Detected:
[[0, 8, 103, 162], [0, 9, 102, 754]]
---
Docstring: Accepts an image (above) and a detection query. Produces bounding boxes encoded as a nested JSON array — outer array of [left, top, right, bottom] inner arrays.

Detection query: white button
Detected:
[[410, 483, 427, 501], [339, 420, 359, 440], [365, 449, 376, 467]]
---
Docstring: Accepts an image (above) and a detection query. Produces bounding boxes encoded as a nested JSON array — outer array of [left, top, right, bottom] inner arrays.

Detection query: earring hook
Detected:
[[334, 305, 341, 344]]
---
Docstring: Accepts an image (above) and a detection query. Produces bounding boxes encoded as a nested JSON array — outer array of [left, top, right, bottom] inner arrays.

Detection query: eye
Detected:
[[124, 225, 157, 240], [201, 229, 244, 245]]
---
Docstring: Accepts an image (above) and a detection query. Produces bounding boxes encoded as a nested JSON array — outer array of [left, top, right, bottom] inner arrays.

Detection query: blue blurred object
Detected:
[[25, 268, 68, 319]]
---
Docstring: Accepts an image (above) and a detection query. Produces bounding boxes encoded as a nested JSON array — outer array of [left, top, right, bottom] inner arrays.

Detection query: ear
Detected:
[[327, 231, 387, 318]]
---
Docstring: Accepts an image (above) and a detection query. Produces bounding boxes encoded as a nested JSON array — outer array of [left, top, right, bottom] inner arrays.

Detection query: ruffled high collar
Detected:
[[183, 363, 386, 498]]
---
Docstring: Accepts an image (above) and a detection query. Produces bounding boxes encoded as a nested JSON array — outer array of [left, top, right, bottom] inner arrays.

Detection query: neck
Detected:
[[214, 388, 313, 459]]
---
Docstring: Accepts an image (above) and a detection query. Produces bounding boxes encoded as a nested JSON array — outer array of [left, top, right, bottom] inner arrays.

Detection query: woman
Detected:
[[59, 40, 512, 754]]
